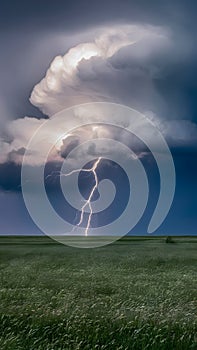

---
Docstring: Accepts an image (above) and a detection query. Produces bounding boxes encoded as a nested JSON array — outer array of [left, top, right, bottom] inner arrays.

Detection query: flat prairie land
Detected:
[[0, 236, 196, 349]]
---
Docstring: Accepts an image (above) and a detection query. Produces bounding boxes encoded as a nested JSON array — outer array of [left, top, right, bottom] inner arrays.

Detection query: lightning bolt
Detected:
[[75, 157, 101, 236], [45, 157, 102, 236]]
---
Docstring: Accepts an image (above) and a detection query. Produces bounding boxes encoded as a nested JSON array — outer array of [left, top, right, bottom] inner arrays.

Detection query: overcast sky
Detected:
[[0, 0, 197, 236]]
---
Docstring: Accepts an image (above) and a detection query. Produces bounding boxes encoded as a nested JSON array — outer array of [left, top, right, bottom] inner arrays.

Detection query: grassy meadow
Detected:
[[0, 236, 196, 349]]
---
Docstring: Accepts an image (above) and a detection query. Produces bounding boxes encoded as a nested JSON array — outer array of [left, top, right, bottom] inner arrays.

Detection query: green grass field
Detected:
[[0, 236, 196, 349]]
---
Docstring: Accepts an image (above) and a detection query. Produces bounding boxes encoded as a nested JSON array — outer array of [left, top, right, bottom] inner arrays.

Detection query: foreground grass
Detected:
[[0, 236, 196, 349]]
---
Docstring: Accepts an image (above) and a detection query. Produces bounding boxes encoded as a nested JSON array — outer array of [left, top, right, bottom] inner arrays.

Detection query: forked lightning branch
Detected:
[[46, 157, 102, 236]]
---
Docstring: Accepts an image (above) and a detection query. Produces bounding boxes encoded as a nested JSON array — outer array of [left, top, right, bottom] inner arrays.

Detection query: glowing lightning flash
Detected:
[[46, 157, 102, 236], [75, 157, 101, 236]]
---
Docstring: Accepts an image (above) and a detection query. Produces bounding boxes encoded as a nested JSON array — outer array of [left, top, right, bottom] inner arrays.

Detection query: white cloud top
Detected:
[[30, 24, 166, 115]]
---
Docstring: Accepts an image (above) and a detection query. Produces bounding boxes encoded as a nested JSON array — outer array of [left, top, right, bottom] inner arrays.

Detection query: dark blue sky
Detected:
[[0, 0, 197, 236]]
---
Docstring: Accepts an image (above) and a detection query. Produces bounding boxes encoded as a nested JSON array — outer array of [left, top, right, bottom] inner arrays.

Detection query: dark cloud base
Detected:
[[0, 151, 196, 235]]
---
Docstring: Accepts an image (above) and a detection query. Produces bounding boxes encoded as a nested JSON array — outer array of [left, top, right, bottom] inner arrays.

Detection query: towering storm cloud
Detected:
[[1, 23, 197, 165], [0, 0, 197, 236]]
